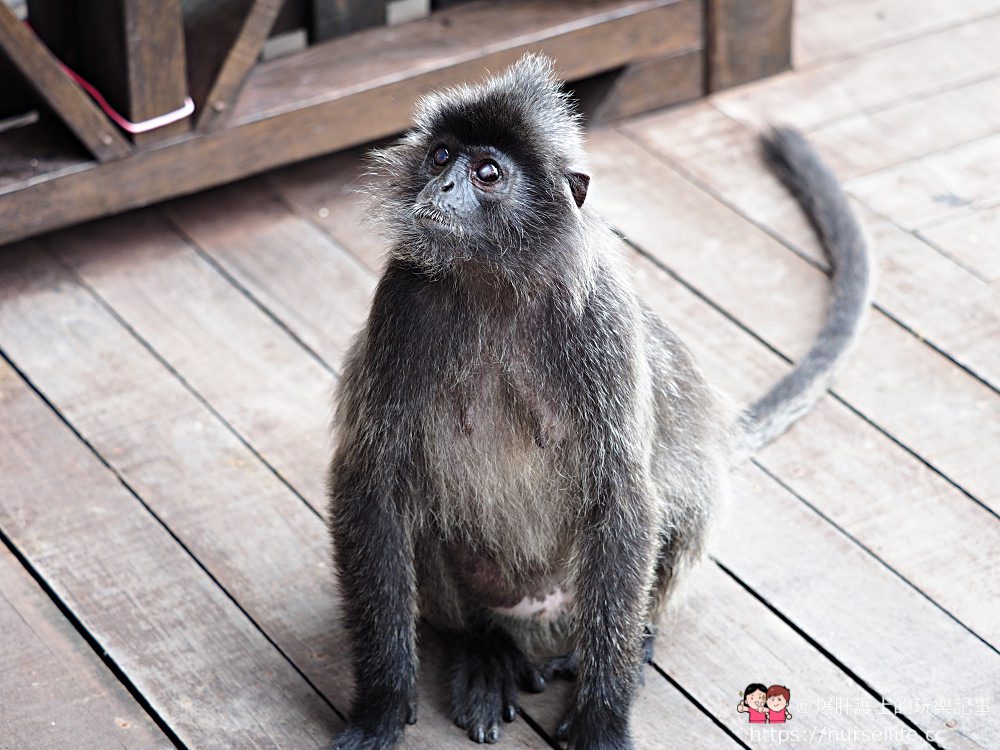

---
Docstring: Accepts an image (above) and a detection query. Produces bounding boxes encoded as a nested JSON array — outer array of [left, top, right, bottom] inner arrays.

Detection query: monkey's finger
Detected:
[[406, 701, 418, 725]]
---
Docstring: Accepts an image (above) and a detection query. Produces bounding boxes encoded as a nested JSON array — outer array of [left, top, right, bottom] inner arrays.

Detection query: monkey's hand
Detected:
[[555, 707, 635, 750]]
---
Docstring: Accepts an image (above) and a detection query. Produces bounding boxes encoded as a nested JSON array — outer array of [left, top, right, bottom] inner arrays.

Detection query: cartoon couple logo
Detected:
[[737, 684, 792, 724]]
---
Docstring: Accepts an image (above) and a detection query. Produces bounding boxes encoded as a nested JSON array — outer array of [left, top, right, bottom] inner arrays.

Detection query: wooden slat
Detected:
[[726, 466, 999, 750], [310, 0, 385, 43], [806, 74, 1000, 180], [0, 545, 172, 750], [0, 0, 701, 246], [84, 196, 916, 745], [266, 147, 389, 273], [194, 0, 285, 130], [0, 270, 340, 747], [706, 0, 792, 91], [585, 127, 1000, 515], [844, 132, 1000, 229], [0, 3, 130, 161], [161, 183, 376, 369], [622, 103, 1000, 394], [794, 0, 1000, 67], [919, 204, 1000, 285], [712, 13, 1000, 131]]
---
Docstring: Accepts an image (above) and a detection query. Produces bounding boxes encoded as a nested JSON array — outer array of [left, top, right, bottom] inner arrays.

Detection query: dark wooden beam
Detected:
[[196, 0, 286, 130], [0, 2, 130, 161], [707, 0, 793, 91], [589, 47, 704, 124]]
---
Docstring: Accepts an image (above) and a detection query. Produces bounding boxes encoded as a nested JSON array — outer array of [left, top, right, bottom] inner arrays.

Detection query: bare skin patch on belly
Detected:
[[491, 586, 569, 622]]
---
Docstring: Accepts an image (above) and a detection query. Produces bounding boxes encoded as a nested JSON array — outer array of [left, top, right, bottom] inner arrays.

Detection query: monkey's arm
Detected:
[[329, 447, 419, 750]]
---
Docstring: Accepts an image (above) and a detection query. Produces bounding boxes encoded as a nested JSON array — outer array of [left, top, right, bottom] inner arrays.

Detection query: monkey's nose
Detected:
[[440, 180, 455, 193]]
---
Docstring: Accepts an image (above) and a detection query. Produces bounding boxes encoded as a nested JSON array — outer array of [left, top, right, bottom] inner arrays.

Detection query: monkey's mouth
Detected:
[[414, 207, 458, 233]]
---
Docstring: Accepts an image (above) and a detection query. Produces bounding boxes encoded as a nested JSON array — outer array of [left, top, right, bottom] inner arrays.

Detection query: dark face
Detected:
[[413, 136, 522, 242]]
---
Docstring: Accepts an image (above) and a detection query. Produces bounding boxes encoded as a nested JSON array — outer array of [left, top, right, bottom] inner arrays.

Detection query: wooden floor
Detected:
[[3, 2, 1000, 748]]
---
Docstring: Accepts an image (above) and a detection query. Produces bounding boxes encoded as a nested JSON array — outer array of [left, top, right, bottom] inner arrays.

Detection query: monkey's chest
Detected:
[[421, 361, 575, 593]]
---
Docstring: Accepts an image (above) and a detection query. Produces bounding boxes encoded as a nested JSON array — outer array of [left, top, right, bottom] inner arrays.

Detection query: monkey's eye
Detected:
[[432, 146, 450, 166], [474, 160, 501, 184]]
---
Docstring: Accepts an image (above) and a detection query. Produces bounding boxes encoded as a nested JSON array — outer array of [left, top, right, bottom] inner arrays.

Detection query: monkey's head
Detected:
[[367, 54, 591, 281]]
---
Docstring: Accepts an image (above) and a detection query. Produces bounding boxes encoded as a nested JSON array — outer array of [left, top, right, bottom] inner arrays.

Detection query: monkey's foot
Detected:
[[449, 626, 546, 744], [329, 725, 401, 750]]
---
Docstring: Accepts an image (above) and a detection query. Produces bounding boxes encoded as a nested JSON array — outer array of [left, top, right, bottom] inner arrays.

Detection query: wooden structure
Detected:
[[3, 1, 1000, 746], [0, 0, 792, 246]]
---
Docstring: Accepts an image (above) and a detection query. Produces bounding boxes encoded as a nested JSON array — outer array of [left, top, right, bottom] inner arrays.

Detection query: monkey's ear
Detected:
[[565, 172, 590, 208]]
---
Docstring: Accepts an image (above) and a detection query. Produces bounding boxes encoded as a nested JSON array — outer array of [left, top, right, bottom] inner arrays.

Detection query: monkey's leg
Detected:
[[448, 620, 546, 744], [562, 478, 656, 750], [329, 470, 418, 750]]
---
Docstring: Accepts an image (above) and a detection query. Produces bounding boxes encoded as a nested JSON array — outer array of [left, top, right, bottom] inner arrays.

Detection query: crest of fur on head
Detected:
[[363, 54, 592, 281]]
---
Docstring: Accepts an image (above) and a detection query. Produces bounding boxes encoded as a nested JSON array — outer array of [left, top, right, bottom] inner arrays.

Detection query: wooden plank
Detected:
[[0, 284, 340, 747], [194, 0, 285, 130], [161, 183, 376, 368], [0, 545, 172, 750], [707, 0, 793, 91], [58, 209, 335, 511], [0, 3, 130, 161], [584, 128, 1000, 514], [589, 47, 704, 124], [793, 0, 1000, 67], [725, 466, 1000, 750], [310, 0, 385, 43], [844, 132, 1000, 229], [77, 197, 918, 746], [622, 103, 1000, 394], [266, 147, 388, 273], [0, 0, 701, 246], [919, 204, 1000, 284], [711, 14, 1000, 131], [7, 230, 549, 750], [806, 74, 1000, 179]]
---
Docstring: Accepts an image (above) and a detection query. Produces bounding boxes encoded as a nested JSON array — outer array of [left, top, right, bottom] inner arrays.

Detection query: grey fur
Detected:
[[326, 55, 871, 750]]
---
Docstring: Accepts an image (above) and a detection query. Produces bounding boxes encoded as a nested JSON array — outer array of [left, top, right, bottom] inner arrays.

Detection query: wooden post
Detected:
[[707, 0, 793, 92], [310, 0, 385, 43], [74, 0, 190, 145]]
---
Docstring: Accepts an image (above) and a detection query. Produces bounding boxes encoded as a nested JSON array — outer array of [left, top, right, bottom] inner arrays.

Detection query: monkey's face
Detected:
[[366, 54, 590, 279]]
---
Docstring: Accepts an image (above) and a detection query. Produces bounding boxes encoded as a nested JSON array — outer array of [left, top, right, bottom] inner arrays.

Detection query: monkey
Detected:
[[325, 54, 871, 750]]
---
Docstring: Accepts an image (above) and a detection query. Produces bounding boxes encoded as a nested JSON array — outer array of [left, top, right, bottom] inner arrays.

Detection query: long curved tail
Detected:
[[733, 127, 874, 462]]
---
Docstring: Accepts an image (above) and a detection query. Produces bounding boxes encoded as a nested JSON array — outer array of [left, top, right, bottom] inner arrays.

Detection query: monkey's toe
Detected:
[[449, 626, 543, 744]]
